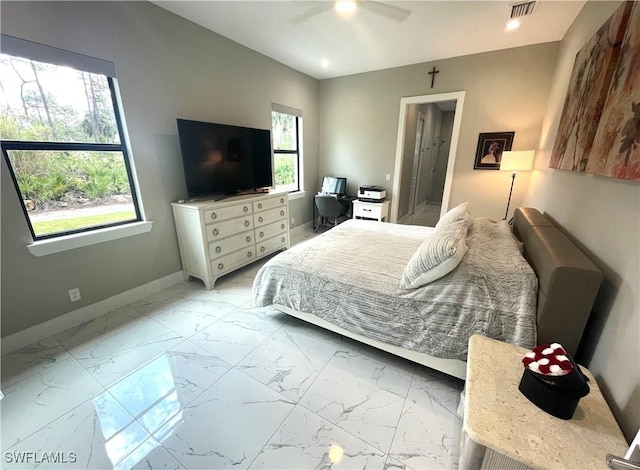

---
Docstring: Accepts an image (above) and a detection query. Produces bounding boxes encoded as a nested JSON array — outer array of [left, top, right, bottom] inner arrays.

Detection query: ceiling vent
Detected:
[[510, 1, 536, 18]]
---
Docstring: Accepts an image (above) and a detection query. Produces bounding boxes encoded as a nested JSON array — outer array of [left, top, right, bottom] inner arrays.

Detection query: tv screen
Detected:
[[177, 118, 273, 199]]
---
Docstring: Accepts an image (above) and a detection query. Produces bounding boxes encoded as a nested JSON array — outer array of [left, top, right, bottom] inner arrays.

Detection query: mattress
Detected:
[[252, 218, 538, 360]]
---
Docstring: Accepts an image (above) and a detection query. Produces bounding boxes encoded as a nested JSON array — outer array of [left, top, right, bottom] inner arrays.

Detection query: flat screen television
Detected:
[[177, 118, 273, 199]]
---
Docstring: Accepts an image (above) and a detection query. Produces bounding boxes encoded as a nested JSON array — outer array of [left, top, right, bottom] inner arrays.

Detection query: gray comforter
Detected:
[[253, 218, 537, 360]]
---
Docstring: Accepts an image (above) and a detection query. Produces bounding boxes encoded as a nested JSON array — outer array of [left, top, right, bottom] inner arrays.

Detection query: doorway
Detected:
[[390, 91, 465, 224]]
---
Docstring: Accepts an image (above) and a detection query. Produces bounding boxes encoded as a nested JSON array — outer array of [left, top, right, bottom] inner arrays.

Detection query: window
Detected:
[[271, 105, 302, 193], [1, 36, 141, 241]]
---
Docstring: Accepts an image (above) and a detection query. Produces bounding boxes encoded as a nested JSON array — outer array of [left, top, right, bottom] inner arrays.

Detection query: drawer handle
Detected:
[[247, 251, 252, 258], [281, 224, 285, 230], [258, 203, 263, 209], [213, 228, 219, 236], [364, 208, 371, 212], [281, 237, 286, 243], [211, 212, 217, 220], [259, 231, 264, 238], [259, 216, 263, 223], [244, 220, 250, 227], [215, 246, 221, 254], [280, 198, 284, 204], [243, 206, 249, 212], [217, 263, 224, 270], [280, 210, 285, 216], [260, 246, 265, 253], [246, 236, 251, 242]]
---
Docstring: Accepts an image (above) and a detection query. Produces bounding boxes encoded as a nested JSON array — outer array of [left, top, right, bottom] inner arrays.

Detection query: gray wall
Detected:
[[526, 0, 639, 441], [318, 42, 559, 220], [1, 1, 319, 337]]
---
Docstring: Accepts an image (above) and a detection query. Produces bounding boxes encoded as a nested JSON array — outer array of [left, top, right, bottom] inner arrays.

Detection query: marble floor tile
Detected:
[[2, 391, 150, 469], [153, 368, 295, 469], [1, 355, 104, 452], [189, 307, 287, 365], [145, 298, 238, 338], [107, 341, 231, 434], [250, 405, 386, 469], [129, 286, 195, 315], [237, 323, 342, 401], [113, 437, 185, 470], [53, 305, 144, 353], [70, 318, 183, 388], [1, 336, 69, 388], [300, 349, 415, 453], [388, 368, 463, 470]]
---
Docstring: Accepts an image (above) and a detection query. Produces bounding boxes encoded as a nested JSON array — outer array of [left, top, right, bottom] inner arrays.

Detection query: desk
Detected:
[[460, 335, 628, 470], [352, 199, 390, 222]]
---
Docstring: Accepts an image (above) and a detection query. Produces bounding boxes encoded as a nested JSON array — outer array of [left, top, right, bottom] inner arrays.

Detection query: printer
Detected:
[[358, 185, 386, 202]]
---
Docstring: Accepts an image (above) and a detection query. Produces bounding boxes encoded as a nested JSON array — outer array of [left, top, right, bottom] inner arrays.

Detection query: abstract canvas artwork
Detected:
[[549, 2, 631, 172], [587, 2, 640, 181], [551, 1, 640, 182]]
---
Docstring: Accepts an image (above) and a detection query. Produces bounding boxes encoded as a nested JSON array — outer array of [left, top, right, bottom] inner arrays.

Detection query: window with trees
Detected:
[[1, 37, 141, 241], [271, 106, 302, 193]]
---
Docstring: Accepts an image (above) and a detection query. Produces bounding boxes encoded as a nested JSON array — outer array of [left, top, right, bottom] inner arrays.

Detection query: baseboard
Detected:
[[290, 221, 313, 235], [1, 271, 185, 354]]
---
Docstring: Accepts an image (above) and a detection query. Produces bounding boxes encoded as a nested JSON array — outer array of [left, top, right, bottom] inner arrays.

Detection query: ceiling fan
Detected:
[[290, 0, 412, 25]]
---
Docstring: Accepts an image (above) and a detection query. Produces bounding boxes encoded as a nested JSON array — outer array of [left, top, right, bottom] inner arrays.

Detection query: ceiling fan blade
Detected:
[[290, 2, 333, 24], [360, 0, 412, 22]]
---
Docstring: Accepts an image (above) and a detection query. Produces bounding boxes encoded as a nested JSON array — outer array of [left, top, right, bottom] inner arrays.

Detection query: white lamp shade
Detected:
[[500, 150, 535, 172]]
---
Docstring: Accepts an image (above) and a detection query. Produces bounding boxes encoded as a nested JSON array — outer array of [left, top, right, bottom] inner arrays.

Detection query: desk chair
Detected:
[[315, 194, 349, 231]]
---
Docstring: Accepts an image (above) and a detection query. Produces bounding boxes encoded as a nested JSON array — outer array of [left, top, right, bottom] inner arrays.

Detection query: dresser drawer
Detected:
[[254, 206, 287, 227], [256, 233, 288, 256], [208, 231, 254, 259], [254, 196, 286, 212], [211, 247, 257, 276], [255, 220, 287, 242], [204, 203, 252, 223], [205, 216, 253, 241]]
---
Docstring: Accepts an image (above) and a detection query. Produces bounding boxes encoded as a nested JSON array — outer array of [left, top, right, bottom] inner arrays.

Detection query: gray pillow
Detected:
[[435, 202, 469, 229], [401, 219, 469, 289]]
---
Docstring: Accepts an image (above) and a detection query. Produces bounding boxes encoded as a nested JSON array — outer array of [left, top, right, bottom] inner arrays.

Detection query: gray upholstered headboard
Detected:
[[512, 207, 603, 356]]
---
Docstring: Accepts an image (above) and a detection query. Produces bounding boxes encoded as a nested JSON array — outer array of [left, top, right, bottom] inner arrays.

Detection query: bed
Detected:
[[252, 206, 603, 380]]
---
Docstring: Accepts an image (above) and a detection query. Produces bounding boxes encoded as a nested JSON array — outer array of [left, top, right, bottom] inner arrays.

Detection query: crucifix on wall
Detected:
[[428, 66, 440, 88]]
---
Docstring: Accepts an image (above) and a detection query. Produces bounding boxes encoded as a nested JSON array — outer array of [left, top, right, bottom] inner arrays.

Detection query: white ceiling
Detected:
[[153, 0, 585, 79]]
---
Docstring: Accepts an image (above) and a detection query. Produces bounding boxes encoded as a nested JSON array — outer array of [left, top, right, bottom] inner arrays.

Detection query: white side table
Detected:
[[460, 335, 628, 470], [352, 199, 390, 222]]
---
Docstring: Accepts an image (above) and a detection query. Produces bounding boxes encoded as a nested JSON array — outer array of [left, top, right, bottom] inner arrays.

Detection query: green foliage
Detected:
[[9, 149, 132, 203], [32, 210, 136, 237], [274, 154, 296, 185]]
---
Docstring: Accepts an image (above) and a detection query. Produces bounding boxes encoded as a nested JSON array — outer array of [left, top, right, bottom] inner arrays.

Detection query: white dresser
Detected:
[[172, 193, 290, 289]]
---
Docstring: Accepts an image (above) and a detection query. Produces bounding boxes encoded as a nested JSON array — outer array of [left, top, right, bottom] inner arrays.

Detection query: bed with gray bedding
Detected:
[[252, 207, 602, 380]]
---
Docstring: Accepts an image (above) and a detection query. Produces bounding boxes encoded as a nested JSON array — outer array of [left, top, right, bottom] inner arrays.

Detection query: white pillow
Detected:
[[435, 202, 469, 229], [401, 219, 469, 289]]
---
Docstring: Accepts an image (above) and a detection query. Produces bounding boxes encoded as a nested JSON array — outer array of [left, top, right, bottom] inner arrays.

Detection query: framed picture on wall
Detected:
[[473, 132, 515, 169]]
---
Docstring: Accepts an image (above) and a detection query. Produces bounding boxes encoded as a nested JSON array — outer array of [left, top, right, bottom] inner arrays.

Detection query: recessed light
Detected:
[[321, 59, 330, 68], [335, 0, 357, 14], [506, 19, 520, 31]]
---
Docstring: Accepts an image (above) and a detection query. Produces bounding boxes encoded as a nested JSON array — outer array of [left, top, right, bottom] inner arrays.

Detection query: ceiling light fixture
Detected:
[[335, 0, 357, 14], [321, 59, 330, 68], [506, 19, 521, 31]]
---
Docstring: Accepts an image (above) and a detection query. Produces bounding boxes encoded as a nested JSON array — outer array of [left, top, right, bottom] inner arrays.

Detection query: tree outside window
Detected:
[[1, 53, 141, 240], [271, 110, 301, 193]]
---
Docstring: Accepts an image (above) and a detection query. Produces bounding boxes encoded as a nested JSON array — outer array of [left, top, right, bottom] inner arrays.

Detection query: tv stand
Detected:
[[172, 193, 290, 289]]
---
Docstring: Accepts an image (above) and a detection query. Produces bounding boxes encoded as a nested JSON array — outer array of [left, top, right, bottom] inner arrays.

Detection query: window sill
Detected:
[[283, 190, 306, 201], [27, 221, 153, 257]]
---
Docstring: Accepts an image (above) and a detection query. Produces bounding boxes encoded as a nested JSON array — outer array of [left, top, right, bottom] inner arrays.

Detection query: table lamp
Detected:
[[500, 150, 534, 220]]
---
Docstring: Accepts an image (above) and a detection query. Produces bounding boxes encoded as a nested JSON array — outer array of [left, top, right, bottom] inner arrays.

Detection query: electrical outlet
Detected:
[[291, 217, 295, 227], [385, 173, 391, 182], [68, 288, 81, 302]]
